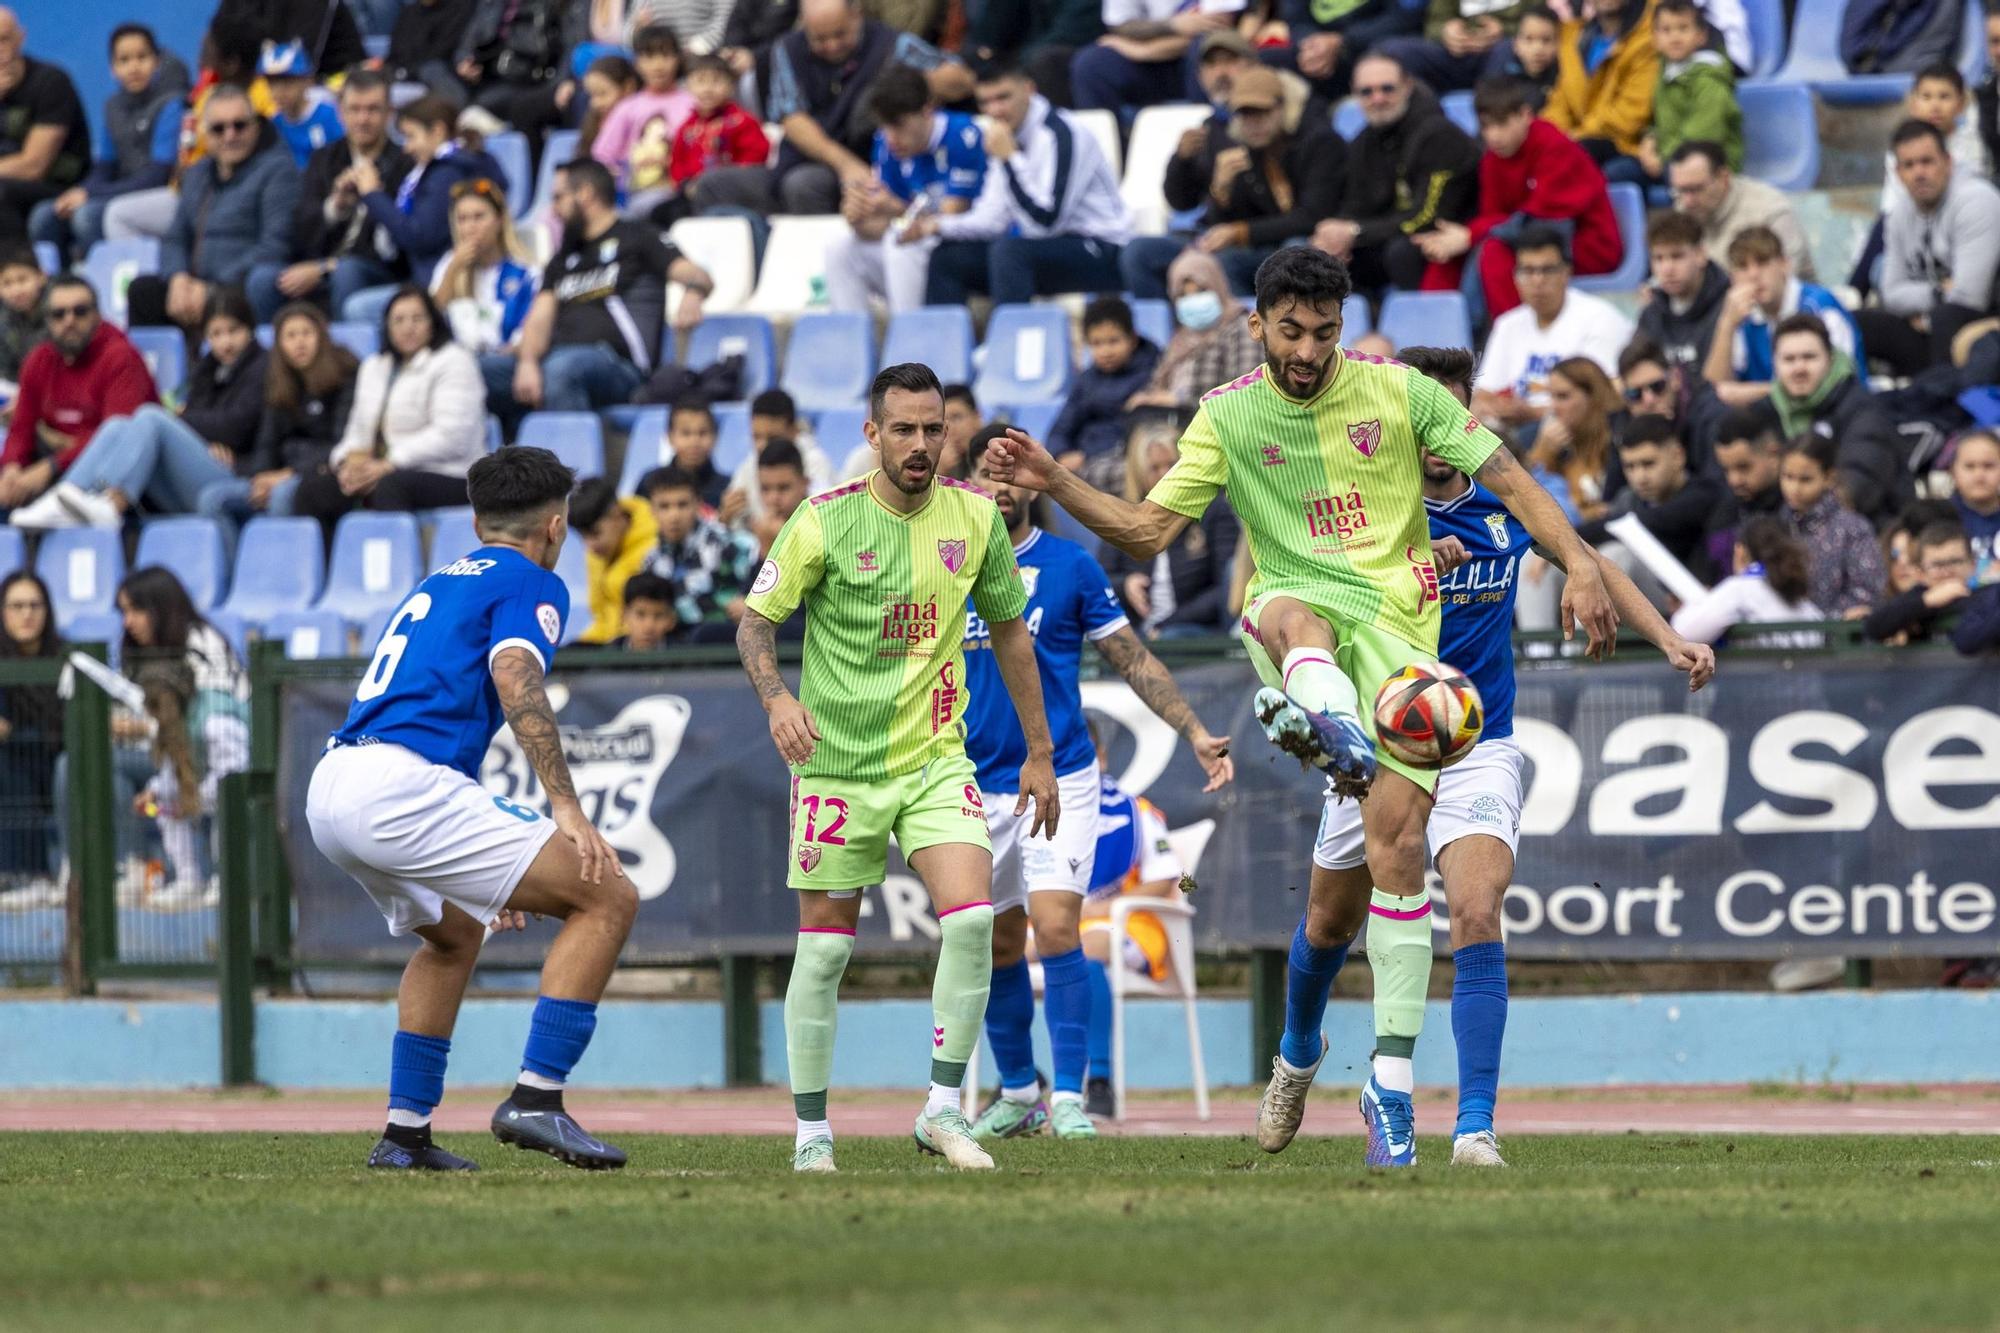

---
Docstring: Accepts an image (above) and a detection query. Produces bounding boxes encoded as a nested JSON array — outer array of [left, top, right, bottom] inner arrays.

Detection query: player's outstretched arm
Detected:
[[1472, 446, 1619, 659], [1584, 552, 1716, 692], [491, 646, 623, 884], [736, 608, 819, 765], [1093, 626, 1233, 791], [988, 614, 1061, 838], [983, 429, 1191, 561]]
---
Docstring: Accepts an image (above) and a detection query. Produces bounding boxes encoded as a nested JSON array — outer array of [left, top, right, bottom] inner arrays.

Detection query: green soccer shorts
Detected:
[[787, 750, 992, 890], [1239, 588, 1443, 794]]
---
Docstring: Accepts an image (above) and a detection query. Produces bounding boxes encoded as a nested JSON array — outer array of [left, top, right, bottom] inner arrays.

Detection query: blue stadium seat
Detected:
[[517, 411, 607, 478], [1378, 291, 1473, 352], [1571, 184, 1649, 295], [883, 307, 974, 385], [977, 305, 1074, 409], [205, 608, 249, 662], [126, 326, 187, 397], [815, 408, 868, 465], [1441, 90, 1477, 137], [1007, 401, 1061, 440], [1771, 0, 1915, 102], [263, 609, 351, 659], [328, 321, 379, 360], [36, 529, 124, 629], [81, 238, 159, 328], [782, 312, 876, 415], [427, 506, 479, 565], [34, 242, 59, 275], [1341, 293, 1373, 343], [0, 527, 22, 577], [1743, 0, 1786, 78], [713, 401, 753, 478], [219, 516, 324, 626], [687, 315, 776, 398], [617, 407, 670, 494], [1739, 82, 1821, 192], [65, 610, 124, 665], [315, 511, 424, 629], [553, 533, 590, 644], [135, 516, 228, 611], [531, 129, 583, 220], [1334, 100, 1364, 139], [484, 131, 534, 218], [1129, 297, 1172, 349]]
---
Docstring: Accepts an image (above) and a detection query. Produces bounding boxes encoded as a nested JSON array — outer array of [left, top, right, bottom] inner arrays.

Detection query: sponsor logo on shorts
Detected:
[[536, 603, 561, 644], [963, 785, 983, 809], [751, 559, 780, 596], [1467, 794, 1505, 827], [1302, 487, 1371, 543], [1348, 419, 1382, 458], [1485, 512, 1512, 550], [798, 844, 822, 873], [938, 538, 967, 574]]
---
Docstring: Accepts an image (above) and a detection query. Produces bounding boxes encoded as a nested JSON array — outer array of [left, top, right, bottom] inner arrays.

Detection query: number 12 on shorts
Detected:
[[799, 794, 848, 845]]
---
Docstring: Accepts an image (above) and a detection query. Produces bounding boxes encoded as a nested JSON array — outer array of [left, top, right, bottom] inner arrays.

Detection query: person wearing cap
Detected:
[[1374, 0, 1540, 95], [261, 39, 343, 169], [1068, 0, 1247, 118], [1119, 64, 1346, 301]]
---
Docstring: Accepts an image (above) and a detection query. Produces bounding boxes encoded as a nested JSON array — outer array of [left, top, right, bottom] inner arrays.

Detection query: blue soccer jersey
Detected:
[[964, 527, 1127, 791], [1427, 481, 1529, 741], [871, 110, 986, 206], [334, 546, 570, 778]]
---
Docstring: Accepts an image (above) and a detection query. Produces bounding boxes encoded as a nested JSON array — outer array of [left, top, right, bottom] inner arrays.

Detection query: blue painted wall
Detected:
[[14, 0, 212, 141], [3, 991, 1996, 1090]]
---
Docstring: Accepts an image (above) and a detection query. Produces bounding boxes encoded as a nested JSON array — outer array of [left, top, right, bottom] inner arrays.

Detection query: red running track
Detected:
[[4, 1087, 1999, 1136]]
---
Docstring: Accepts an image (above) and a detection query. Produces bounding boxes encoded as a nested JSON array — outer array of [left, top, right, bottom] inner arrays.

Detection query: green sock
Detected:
[[1368, 888, 1433, 1093], [1280, 648, 1360, 719], [929, 902, 994, 1087], [787, 928, 854, 1118]]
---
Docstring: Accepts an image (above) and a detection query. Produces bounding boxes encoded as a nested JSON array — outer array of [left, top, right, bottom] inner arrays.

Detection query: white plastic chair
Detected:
[[668, 215, 757, 313], [745, 214, 850, 317], [1120, 104, 1212, 237], [1072, 108, 1123, 181], [1108, 816, 1215, 1122]]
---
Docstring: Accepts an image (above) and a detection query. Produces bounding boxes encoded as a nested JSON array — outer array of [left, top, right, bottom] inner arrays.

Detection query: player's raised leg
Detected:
[[907, 839, 999, 1170], [1242, 595, 1376, 797], [1438, 833, 1512, 1166], [367, 903, 488, 1170]]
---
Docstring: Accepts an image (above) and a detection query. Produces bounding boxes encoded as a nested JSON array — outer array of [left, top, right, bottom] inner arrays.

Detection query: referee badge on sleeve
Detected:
[[537, 603, 561, 644]]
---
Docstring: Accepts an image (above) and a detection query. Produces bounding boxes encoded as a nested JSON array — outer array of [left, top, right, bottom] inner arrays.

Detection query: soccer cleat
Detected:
[[792, 1137, 837, 1173], [491, 1095, 628, 1170], [912, 1106, 996, 1170], [1359, 1075, 1417, 1168], [1254, 687, 1376, 798], [1450, 1130, 1506, 1167], [1255, 1034, 1326, 1153], [1049, 1099, 1097, 1139], [366, 1136, 480, 1171], [1083, 1076, 1115, 1119], [970, 1095, 1048, 1142]]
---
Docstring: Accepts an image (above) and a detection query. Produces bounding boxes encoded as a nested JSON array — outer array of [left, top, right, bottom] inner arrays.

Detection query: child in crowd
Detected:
[[611, 571, 678, 650], [1863, 519, 1976, 643], [134, 656, 249, 908], [1488, 5, 1562, 107], [640, 464, 760, 642], [1671, 514, 1822, 648], [1635, 0, 1739, 191], [1543, 0, 1658, 181], [1049, 297, 1161, 492], [572, 476, 661, 644], [670, 55, 770, 198], [1949, 431, 2000, 573], [577, 54, 641, 163], [667, 397, 729, 508], [0, 248, 49, 407], [261, 40, 342, 168], [594, 26, 698, 219], [1779, 433, 1886, 616], [1704, 225, 1863, 405]]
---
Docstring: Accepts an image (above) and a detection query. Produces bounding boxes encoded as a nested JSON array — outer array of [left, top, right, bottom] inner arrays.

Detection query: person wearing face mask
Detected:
[[1125, 249, 1263, 414]]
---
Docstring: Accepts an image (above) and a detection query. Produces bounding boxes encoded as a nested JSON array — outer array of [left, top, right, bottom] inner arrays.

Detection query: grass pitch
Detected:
[[1, 1132, 1993, 1331]]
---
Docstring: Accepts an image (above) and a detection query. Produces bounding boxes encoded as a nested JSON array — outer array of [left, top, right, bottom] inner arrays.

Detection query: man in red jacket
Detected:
[[1414, 76, 1623, 322], [0, 273, 154, 511]]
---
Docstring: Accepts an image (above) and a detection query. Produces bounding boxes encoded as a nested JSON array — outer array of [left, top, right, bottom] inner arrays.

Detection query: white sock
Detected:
[[925, 1081, 961, 1116], [1280, 648, 1360, 719], [1374, 1055, 1415, 1095], [518, 1069, 564, 1091], [385, 1108, 431, 1129], [1001, 1081, 1041, 1105], [795, 1118, 832, 1149], [1049, 1090, 1084, 1106]]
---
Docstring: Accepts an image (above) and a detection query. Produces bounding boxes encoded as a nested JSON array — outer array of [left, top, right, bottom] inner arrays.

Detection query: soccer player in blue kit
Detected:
[[1263, 348, 1716, 1168], [307, 448, 640, 1172], [961, 450, 1233, 1142]]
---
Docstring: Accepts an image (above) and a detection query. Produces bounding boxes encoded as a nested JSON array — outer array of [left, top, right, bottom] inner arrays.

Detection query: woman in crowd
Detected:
[[345, 96, 504, 323], [1529, 357, 1622, 525], [430, 178, 537, 355], [1103, 417, 1240, 638], [198, 303, 359, 538], [295, 287, 487, 543], [1765, 314, 1908, 529], [0, 572, 64, 892], [1670, 515, 1822, 648], [1779, 433, 1885, 617], [1124, 252, 1264, 416], [11, 288, 269, 530]]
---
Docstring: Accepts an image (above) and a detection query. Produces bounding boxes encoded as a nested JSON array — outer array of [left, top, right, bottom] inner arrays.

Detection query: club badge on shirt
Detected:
[[537, 603, 561, 644]]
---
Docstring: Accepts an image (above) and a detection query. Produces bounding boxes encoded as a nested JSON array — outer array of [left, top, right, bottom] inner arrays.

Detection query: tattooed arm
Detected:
[[1093, 626, 1234, 791], [738, 607, 819, 765], [490, 646, 622, 883]]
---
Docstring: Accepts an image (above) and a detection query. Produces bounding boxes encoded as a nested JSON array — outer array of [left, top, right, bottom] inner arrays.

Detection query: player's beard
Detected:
[[1266, 346, 1336, 400], [884, 448, 936, 495]]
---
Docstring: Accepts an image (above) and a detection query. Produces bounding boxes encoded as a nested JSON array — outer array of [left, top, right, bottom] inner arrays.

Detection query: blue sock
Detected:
[[520, 996, 598, 1085], [1039, 947, 1090, 1096], [1085, 956, 1113, 1082], [388, 1030, 450, 1116], [1451, 941, 1509, 1137], [985, 958, 1038, 1091], [1280, 916, 1348, 1070]]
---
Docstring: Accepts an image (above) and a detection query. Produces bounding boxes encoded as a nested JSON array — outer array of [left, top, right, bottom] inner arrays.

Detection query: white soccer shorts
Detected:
[[1314, 737, 1525, 871], [984, 762, 1102, 912], [306, 741, 558, 936]]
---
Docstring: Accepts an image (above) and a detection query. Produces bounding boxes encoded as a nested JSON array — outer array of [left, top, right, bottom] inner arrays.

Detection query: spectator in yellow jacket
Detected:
[[572, 476, 659, 644], [1544, 0, 1659, 167]]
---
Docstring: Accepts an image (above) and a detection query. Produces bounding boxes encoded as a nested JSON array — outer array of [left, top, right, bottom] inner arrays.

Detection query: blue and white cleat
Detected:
[[366, 1135, 480, 1171], [1253, 687, 1377, 798], [491, 1094, 628, 1170], [1359, 1075, 1417, 1168]]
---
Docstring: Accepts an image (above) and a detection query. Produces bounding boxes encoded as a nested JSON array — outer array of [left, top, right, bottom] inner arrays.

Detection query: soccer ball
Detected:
[[1372, 664, 1483, 769]]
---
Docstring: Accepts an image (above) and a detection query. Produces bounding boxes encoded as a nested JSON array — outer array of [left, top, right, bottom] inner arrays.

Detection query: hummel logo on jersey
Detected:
[[798, 844, 822, 873], [1485, 512, 1511, 550], [938, 538, 967, 574], [857, 550, 878, 573], [1261, 443, 1284, 467], [1348, 419, 1382, 457], [1303, 488, 1371, 541]]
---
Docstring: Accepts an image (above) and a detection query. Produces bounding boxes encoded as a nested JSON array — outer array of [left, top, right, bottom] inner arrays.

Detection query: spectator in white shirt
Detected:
[[1470, 224, 1633, 434], [1670, 514, 1822, 647], [428, 176, 537, 354]]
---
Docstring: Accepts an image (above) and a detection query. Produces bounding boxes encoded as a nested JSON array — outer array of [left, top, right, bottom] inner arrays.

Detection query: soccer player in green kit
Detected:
[[982, 248, 1620, 1161], [738, 362, 1060, 1174]]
